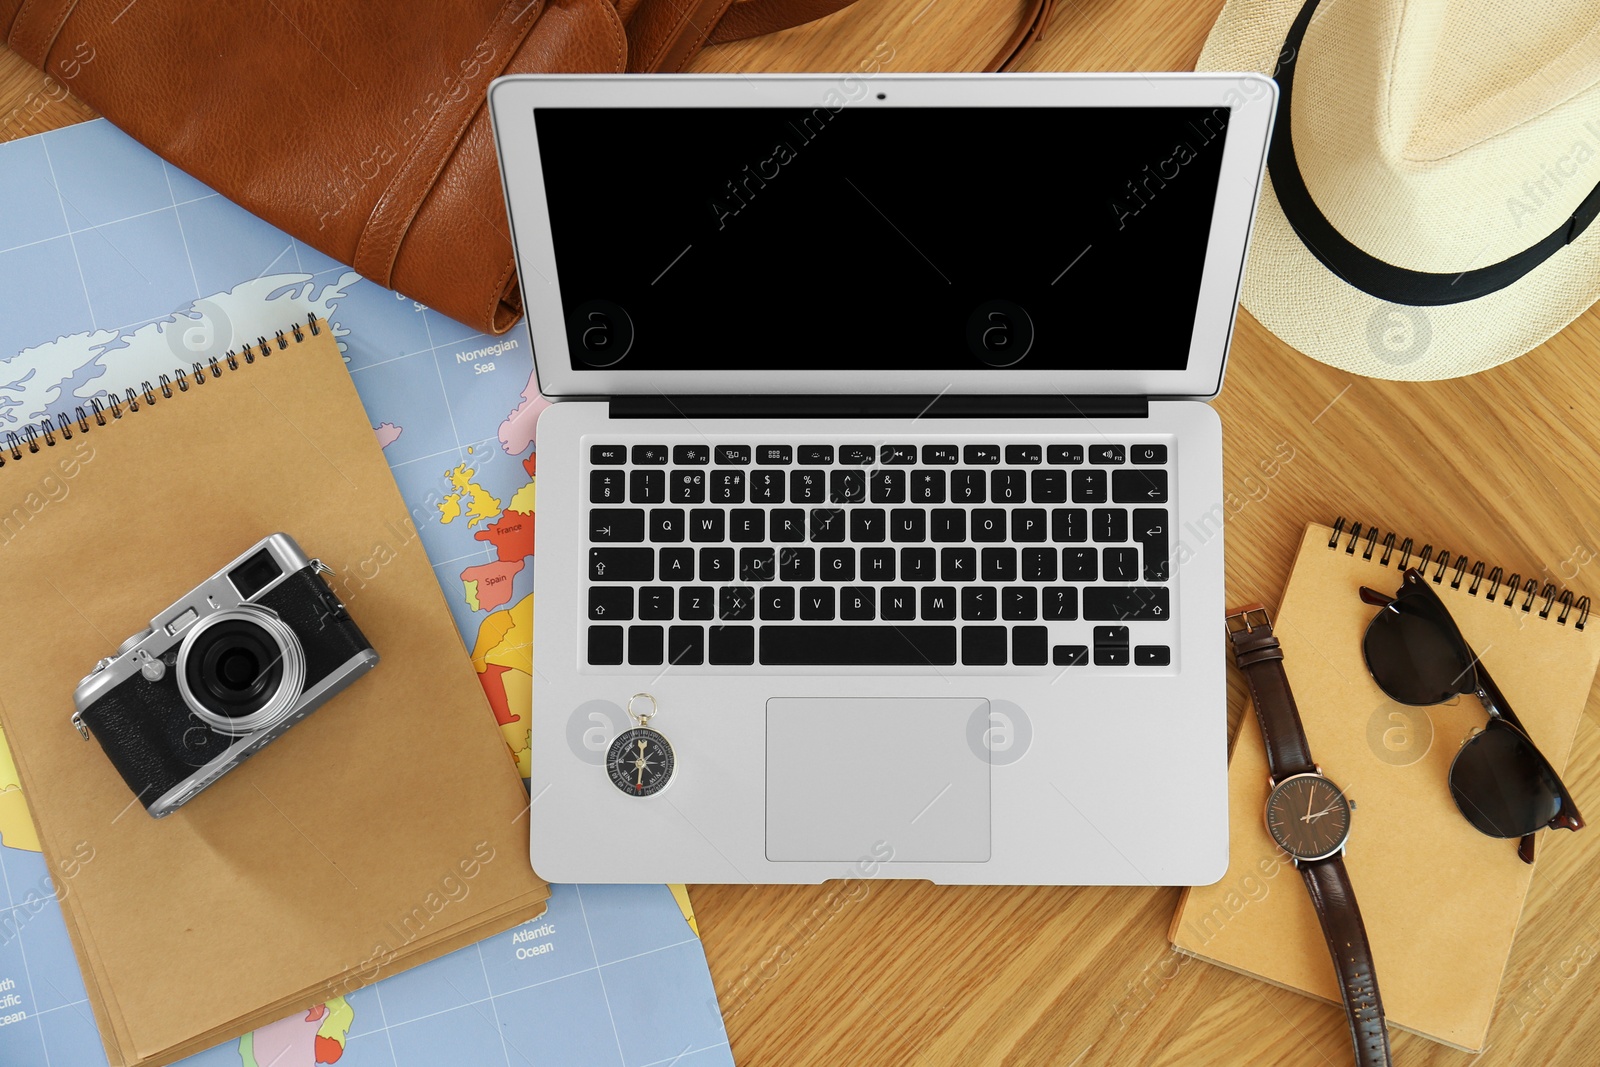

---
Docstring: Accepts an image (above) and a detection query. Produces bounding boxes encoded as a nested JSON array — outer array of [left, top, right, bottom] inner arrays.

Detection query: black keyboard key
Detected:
[[760, 587, 796, 620], [760, 626, 957, 665], [716, 445, 751, 464], [740, 548, 776, 582], [590, 548, 652, 582], [1046, 444, 1084, 465], [1131, 444, 1167, 465], [1053, 644, 1089, 667], [1094, 625, 1130, 666], [930, 509, 966, 543], [670, 469, 706, 503], [1002, 586, 1037, 620], [679, 587, 714, 620], [650, 508, 685, 543], [756, 444, 791, 465], [673, 444, 709, 465], [961, 586, 996, 620], [982, 548, 1017, 582], [880, 444, 917, 465], [1062, 548, 1098, 581], [630, 469, 665, 504], [590, 470, 626, 503], [589, 587, 632, 621], [632, 444, 669, 465], [770, 509, 807, 542], [799, 586, 835, 620], [1103, 547, 1139, 582], [810, 508, 846, 542], [851, 508, 886, 543], [790, 469, 825, 503], [750, 470, 785, 503], [922, 444, 960, 465], [699, 547, 735, 582], [779, 547, 815, 582], [591, 445, 626, 465], [830, 469, 867, 504], [822, 547, 855, 581], [941, 547, 976, 582], [870, 469, 906, 503], [1011, 509, 1047, 543], [971, 509, 1007, 542], [799, 445, 834, 465], [840, 445, 875, 465], [1031, 469, 1067, 503], [1135, 645, 1171, 666], [1013, 626, 1048, 666], [1089, 444, 1125, 465], [1072, 469, 1107, 504], [1113, 469, 1168, 504], [1084, 586, 1171, 621], [588, 626, 624, 665], [709, 625, 755, 664], [962, 626, 1007, 665], [861, 548, 896, 581], [730, 509, 765, 542], [920, 586, 957, 619], [659, 548, 694, 581], [710, 470, 745, 503], [1022, 548, 1057, 582], [991, 469, 1027, 503], [1004, 444, 1042, 465], [1052, 508, 1087, 543], [1093, 508, 1128, 542], [910, 469, 946, 503], [719, 586, 756, 621], [891, 508, 926, 543], [841, 586, 875, 620], [964, 444, 1001, 465], [628, 625, 664, 665], [590, 508, 645, 542], [950, 470, 986, 503], [881, 587, 916, 620], [689, 509, 725, 542], [638, 587, 674, 620], [1133, 508, 1170, 581], [1043, 586, 1079, 620], [667, 625, 704, 665], [901, 548, 936, 581]]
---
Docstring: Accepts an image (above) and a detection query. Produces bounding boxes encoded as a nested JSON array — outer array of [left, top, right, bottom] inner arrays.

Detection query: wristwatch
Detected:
[[1226, 605, 1393, 1067]]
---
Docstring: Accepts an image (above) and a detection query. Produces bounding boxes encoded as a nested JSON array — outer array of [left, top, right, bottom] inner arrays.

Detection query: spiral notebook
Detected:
[[1170, 519, 1598, 1052], [0, 319, 549, 1067]]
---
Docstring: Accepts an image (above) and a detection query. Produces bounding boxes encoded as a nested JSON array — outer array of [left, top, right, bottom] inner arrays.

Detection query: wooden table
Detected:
[[6, 2, 1600, 1063]]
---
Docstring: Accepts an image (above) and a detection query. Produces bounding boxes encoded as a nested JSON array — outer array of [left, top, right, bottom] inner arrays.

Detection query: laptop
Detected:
[[487, 73, 1276, 885]]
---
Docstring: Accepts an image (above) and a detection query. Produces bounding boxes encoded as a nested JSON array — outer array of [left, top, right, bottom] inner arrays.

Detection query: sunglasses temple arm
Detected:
[[1474, 659, 1587, 833], [1358, 586, 1394, 607]]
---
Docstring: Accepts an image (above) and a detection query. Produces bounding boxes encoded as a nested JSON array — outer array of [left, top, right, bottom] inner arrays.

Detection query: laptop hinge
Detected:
[[609, 395, 1150, 420]]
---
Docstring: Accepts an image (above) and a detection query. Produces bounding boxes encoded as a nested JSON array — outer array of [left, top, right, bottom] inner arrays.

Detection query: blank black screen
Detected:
[[533, 105, 1230, 373]]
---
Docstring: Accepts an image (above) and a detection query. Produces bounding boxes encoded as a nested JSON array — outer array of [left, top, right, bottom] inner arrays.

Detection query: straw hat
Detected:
[[1198, 0, 1600, 380]]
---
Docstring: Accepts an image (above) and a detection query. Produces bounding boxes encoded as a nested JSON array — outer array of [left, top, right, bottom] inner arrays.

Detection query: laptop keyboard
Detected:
[[583, 440, 1173, 669]]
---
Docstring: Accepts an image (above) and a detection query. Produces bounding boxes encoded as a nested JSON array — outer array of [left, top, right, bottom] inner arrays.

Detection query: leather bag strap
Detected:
[[1301, 857, 1394, 1067], [1225, 607, 1316, 783]]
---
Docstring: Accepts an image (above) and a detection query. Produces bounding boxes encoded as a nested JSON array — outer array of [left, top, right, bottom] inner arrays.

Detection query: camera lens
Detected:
[[177, 608, 305, 734]]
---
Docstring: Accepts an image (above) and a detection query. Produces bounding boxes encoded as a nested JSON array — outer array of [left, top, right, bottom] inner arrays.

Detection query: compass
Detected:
[[605, 694, 676, 797]]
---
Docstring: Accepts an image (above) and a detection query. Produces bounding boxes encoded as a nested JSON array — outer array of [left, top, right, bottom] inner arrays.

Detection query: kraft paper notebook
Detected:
[[1171, 520, 1599, 1052], [0, 319, 549, 1067]]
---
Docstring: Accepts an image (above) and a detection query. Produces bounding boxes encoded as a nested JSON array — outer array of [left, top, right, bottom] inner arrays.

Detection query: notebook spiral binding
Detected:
[[0, 315, 320, 470], [1329, 516, 1590, 631]]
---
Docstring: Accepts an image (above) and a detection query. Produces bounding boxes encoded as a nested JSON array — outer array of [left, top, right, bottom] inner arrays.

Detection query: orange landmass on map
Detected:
[[473, 509, 534, 563], [523, 453, 537, 479], [315, 1034, 345, 1063], [478, 662, 521, 726], [460, 558, 525, 612]]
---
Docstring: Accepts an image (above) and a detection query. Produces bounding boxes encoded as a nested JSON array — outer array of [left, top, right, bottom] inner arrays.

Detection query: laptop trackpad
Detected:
[[765, 698, 991, 863]]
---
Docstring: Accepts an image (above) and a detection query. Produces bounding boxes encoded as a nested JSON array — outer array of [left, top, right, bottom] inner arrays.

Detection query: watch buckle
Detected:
[[1225, 604, 1272, 634]]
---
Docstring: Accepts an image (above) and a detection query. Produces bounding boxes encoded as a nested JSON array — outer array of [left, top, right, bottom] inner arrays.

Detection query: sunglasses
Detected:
[[1360, 568, 1584, 864]]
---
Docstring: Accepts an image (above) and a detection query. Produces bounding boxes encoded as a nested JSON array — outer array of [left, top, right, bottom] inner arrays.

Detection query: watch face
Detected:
[[1265, 774, 1351, 861], [606, 727, 676, 797]]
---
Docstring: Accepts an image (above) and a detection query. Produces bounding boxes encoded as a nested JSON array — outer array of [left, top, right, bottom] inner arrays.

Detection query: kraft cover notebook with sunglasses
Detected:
[[0, 319, 549, 1067], [1170, 519, 1600, 1053]]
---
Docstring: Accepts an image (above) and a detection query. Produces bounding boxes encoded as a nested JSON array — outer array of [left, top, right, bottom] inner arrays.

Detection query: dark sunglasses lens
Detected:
[[1450, 725, 1563, 838], [1363, 602, 1475, 705]]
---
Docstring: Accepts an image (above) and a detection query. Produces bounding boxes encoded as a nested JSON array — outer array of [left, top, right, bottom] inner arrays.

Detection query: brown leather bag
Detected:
[[2, 0, 1052, 334]]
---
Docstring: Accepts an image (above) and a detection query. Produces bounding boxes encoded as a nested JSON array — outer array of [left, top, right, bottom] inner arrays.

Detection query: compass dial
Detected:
[[1265, 773, 1351, 861], [606, 727, 676, 797]]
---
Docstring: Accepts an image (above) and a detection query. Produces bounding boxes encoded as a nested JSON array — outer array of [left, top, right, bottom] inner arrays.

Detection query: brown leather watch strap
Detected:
[[1225, 606, 1316, 783], [1302, 856, 1393, 1067]]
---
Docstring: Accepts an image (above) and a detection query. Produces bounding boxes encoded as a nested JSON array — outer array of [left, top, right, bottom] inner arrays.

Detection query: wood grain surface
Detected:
[[6, 1, 1600, 1063]]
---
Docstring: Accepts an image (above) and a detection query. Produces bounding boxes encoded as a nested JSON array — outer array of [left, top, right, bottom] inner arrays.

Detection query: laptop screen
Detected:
[[533, 106, 1231, 375]]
